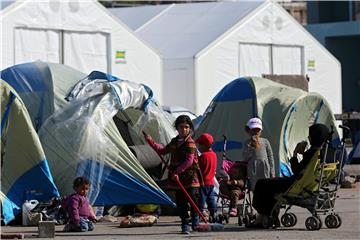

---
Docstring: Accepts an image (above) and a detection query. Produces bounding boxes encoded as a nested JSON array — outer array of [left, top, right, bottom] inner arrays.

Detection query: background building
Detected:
[[306, 1, 360, 113], [111, 1, 342, 115]]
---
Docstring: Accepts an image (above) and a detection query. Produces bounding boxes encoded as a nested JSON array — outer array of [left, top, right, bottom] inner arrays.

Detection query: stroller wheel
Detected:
[[281, 213, 297, 227], [262, 216, 273, 229], [334, 214, 342, 228], [305, 216, 321, 231], [216, 214, 223, 224], [281, 213, 292, 227], [325, 214, 341, 228], [238, 215, 243, 226], [289, 213, 297, 227], [225, 215, 229, 224]]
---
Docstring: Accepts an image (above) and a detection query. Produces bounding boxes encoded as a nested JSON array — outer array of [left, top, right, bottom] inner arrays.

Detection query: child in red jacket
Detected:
[[196, 133, 218, 222]]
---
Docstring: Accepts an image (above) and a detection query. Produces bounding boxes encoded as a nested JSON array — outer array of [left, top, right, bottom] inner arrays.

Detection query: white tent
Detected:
[[110, 1, 342, 115], [0, 0, 163, 103]]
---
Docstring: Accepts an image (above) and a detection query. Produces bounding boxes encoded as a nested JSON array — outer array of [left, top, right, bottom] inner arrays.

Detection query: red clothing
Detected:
[[198, 150, 217, 186]]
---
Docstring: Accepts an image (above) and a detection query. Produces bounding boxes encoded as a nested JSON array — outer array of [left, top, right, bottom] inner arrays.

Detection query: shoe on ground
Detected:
[[181, 224, 190, 234], [229, 208, 238, 217]]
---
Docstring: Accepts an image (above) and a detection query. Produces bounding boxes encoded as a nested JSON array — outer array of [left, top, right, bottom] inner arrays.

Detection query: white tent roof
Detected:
[[110, 1, 264, 58], [0, 1, 14, 10], [109, 4, 170, 31]]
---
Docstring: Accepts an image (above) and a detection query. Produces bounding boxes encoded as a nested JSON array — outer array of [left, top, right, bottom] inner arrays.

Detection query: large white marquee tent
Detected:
[[110, 1, 341, 115], [0, 0, 163, 102]]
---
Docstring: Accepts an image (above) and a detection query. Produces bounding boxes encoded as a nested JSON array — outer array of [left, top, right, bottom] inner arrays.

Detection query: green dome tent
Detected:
[[196, 77, 339, 176], [1, 80, 59, 224]]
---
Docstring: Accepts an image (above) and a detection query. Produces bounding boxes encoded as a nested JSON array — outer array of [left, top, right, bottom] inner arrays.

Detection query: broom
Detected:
[[142, 131, 224, 232]]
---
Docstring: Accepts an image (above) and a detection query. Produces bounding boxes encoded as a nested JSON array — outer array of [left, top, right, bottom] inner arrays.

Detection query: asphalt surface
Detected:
[[1, 181, 359, 240]]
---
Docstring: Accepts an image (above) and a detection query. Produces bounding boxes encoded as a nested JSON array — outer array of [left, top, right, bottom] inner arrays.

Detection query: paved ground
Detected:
[[2, 181, 359, 240], [2, 165, 360, 239]]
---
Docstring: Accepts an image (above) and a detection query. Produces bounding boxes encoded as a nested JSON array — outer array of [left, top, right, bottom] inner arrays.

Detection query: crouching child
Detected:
[[63, 176, 97, 232]]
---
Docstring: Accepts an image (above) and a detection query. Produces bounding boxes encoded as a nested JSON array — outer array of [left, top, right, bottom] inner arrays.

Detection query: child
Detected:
[[196, 133, 217, 222], [219, 164, 245, 217], [144, 115, 201, 234], [63, 176, 96, 232], [243, 117, 275, 191]]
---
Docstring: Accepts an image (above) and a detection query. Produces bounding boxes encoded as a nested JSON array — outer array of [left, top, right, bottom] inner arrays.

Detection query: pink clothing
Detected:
[[146, 135, 201, 189], [148, 139, 195, 175], [67, 193, 95, 225]]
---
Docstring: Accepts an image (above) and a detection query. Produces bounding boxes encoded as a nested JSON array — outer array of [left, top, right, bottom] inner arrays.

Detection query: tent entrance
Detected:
[[14, 27, 111, 74], [238, 43, 304, 77], [112, 110, 165, 180]]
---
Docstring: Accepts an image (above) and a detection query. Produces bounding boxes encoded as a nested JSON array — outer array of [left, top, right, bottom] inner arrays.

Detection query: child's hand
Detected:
[[171, 174, 178, 181], [142, 131, 152, 142], [293, 141, 307, 156], [227, 180, 234, 185], [91, 218, 98, 223]]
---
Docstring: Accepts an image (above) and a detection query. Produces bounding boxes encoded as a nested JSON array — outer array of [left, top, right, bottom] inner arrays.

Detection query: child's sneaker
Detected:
[[181, 224, 190, 234], [229, 208, 238, 217]]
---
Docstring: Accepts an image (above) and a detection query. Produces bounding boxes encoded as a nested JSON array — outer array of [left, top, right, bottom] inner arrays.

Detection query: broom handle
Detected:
[[174, 175, 208, 223], [143, 131, 208, 223]]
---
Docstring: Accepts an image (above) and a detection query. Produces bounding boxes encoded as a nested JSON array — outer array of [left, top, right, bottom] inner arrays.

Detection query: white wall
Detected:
[[196, 2, 341, 115], [163, 58, 195, 111], [1, 0, 163, 103]]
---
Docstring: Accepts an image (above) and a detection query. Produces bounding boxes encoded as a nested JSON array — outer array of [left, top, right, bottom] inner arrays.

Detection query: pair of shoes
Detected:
[[229, 208, 238, 217], [192, 224, 200, 231], [246, 214, 266, 228], [246, 221, 264, 229], [181, 224, 191, 234], [208, 214, 216, 223]]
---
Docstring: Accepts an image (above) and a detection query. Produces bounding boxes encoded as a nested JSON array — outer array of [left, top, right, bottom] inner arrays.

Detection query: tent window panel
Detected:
[[239, 43, 271, 77], [14, 28, 60, 64], [63, 31, 109, 74], [272, 45, 303, 75]]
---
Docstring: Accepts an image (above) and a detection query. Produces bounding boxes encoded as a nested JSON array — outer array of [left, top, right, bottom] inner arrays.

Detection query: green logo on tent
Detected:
[[307, 60, 315, 71], [115, 51, 126, 64]]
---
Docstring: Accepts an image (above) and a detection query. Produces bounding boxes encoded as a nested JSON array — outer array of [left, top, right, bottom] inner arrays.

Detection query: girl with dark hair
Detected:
[[251, 123, 330, 228], [144, 115, 201, 234]]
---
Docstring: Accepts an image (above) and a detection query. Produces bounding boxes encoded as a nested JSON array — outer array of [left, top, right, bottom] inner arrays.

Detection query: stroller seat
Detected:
[[272, 146, 343, 230], [215, 159, 255, 226]]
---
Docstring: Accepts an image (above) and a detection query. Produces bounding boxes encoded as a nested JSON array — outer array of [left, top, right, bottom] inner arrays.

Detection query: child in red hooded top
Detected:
[[196, 133, 218, 222]]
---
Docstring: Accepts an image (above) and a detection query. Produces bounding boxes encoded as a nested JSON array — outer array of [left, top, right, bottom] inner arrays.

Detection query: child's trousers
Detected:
[[64, 218, 94, 232], [199, 185, 217, 217], [175, 187, 200, 230]]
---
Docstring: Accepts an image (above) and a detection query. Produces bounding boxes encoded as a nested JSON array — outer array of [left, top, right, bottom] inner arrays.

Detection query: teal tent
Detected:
[[1, 80, 59, 224], [196, 77, 339, 176]]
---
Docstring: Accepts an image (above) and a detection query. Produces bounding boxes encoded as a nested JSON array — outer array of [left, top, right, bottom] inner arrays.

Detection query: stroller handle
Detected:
[[338, 125, 350, 131], [339, 125, 351, 141]]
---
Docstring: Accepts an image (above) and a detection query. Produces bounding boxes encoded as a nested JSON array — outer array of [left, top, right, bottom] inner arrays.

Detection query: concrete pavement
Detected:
[[1, 182, 359, 240]]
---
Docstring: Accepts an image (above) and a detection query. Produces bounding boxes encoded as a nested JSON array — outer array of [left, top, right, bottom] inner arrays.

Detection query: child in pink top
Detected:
[[63, 176, 96, 232]]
